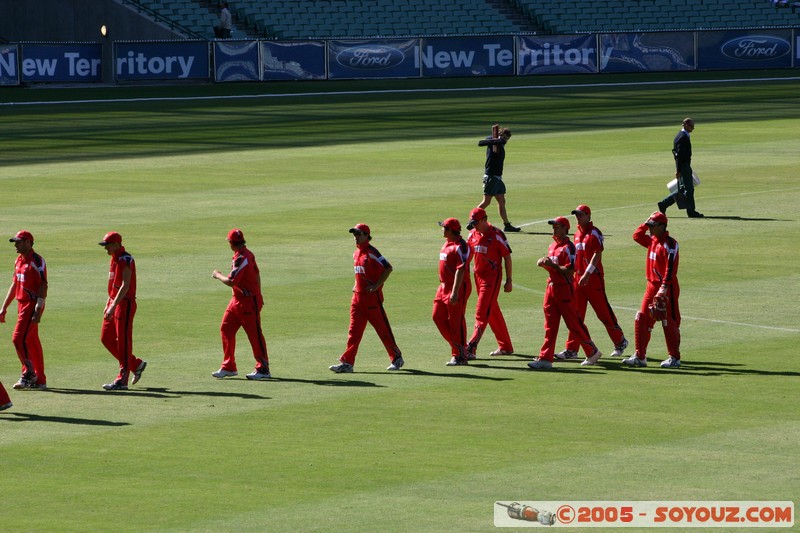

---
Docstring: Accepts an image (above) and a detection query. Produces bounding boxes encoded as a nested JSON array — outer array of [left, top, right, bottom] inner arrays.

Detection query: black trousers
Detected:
[[661, 165, 697, 213]]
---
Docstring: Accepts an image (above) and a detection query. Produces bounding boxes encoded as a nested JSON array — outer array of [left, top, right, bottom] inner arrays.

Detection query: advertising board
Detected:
[[328, 39, 419, 79], [261, 40, 326, 80], [600, 32, 695, 73]]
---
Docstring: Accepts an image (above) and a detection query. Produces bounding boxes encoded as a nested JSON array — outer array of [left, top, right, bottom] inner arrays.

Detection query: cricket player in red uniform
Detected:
[[212, 228, 271, 380], [556, 205, 628, 360], [528, 217, 602, 370], [465, 207, 514, 358], [623, 212, 682, 368], [99, 232, 147, 390], [330, 224, 403, 373], [1, 230, 48, 390], [432, 218, 473, 366]]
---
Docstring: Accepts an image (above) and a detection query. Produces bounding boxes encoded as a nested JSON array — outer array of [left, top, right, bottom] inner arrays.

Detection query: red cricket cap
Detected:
[[469, 207, 487, 223], [466, 207, 488, 230], [571, 204, 591, 217], [438, 218, 461, 232], [548, 216, 571, 229], [646, 211, 668, 226], [349, 223, 370, 236], [227, 228, 245, 242], [98, 232, 122, 245], [10, 230, 34, 243]]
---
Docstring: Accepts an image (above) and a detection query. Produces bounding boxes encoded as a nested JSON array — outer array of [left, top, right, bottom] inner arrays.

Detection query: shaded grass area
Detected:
[[3, 70, 800, 166]]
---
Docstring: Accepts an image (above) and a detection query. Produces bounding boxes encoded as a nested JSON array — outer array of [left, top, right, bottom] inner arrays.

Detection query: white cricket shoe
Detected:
[[329, 362, 354, 373], [622, 355, 647, 367], [246, 369, 272, 380], [387, 357, 405, 371], [211, 368, 238, 378], [132, 360, 147, 385], [527, 358, 553, 370], [580, 349, 603, 366], [660, 357, 681, 368], [610, 338, 629, 357]]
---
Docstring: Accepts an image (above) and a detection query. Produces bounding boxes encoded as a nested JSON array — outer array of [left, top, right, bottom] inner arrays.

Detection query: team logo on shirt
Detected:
[[475, 245, 488, 254], [354, 266, 366, 274], [15, 272, 25, 282], [649, 251, 658, 261], [440, 252, 448, 261]]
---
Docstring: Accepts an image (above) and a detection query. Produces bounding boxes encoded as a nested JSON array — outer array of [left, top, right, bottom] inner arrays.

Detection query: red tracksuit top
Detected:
[[108, 247, 136, 300], [228, 247, 263, 307], [13, 250, 47, 302], [468, 225, 511, 278], [545, 236, 576, 286], [353, 242, 391, 294], [633, 224, 679, 287], [438, 237, 471, 293], [573, 222, 605, 278]]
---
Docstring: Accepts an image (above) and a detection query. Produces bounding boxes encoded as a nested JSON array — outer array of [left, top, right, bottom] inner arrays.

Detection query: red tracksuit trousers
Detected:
[[13, 300, 46, 385], [340, 291, 401, 366], [468, 272, 513, 353], [565, 275, 625, 352], [219, 297, 270, 372], [432, 282, 471, 358], [635, 281, 681, 359], [101, 298, 143, 385], [540, 282, 596, 361]]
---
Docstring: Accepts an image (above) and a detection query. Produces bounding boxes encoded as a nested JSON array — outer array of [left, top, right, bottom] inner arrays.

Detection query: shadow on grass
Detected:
[[680, 215, 787, 222], [2, 412, 130, 426], [592, 360, 800, 377], [453, 353, 587, 374], [269, 377, 385, 387], [514, 231, 553, 236], [394, 368, 513, 381], [45, 387, 270, 400], [145, 387, 271, 399], [6, 74, 800, 167], [470, 363, 591, 374]]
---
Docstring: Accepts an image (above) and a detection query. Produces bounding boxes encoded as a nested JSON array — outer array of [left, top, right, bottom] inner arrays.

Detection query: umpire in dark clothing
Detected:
[[659, 118, 703, 218]]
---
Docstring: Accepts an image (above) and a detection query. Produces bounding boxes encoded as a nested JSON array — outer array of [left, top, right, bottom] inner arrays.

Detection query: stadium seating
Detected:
[[513, 0, 800, 34], [138, 0, 800, 40], [136, 0, 537, 38]]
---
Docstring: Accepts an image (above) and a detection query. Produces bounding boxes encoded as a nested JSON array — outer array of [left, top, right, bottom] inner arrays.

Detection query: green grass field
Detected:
[[1, 71, 799, 532]]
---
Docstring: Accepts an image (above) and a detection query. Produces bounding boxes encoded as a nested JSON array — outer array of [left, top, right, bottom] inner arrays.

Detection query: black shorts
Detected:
[[483, 175, 506, 196]]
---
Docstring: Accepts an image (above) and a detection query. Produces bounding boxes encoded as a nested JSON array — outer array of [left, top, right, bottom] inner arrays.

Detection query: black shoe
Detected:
[[503, 223, 521, 232], [657, 201, 668, 213], [687, 211, 704, 218]]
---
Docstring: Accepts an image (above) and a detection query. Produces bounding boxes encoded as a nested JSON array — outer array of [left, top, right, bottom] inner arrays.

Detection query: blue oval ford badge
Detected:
[[336, 45, 405, 70], [721, 35, 790, 60]]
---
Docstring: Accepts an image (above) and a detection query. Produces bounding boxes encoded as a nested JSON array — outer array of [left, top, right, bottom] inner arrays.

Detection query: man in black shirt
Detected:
[[476, 124, 521, 232]]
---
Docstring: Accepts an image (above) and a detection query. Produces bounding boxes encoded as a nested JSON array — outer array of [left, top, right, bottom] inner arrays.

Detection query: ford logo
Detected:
[[336, 45, 405, 70], [721, 35, 790, 60]]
